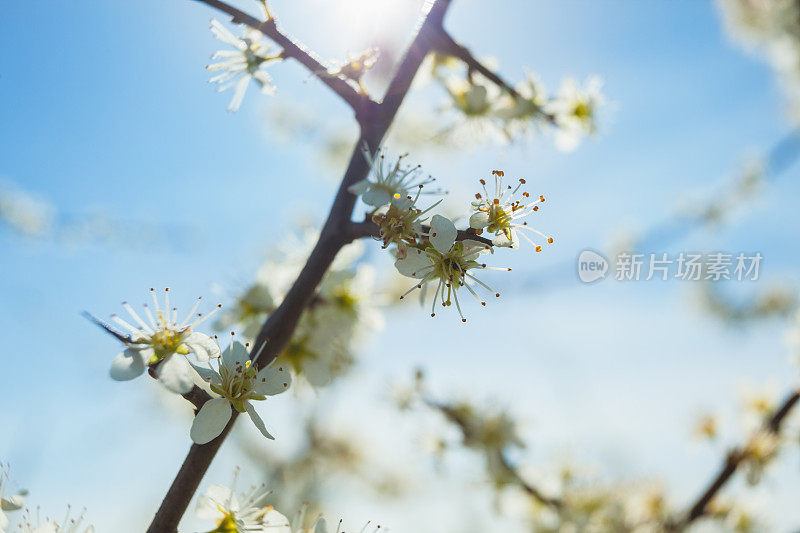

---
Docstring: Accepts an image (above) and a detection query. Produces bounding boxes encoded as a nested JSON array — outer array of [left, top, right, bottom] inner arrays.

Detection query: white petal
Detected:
[[469, 211, 491, 229], [210, 19, 242, 48], [394, 248, 431, 278], [227, 74, 251, 112], [254, 363, 292, 396], [313, 518, 328, 533], [245, 402, 274, 440], [429, 214, 457, 254], [0, 492, 25, 511], [196, 485, 232, 519], [190, 362, 218, 385], [262, 509, 291, 532], [362, 187, 393, 207], [184, 332, 219, 362], [222, 341, 249, 369], [190, 398, 232, 445], [347, 179, 370, 195], [109, 348, 146, 381], [156, 354, 195, 394]]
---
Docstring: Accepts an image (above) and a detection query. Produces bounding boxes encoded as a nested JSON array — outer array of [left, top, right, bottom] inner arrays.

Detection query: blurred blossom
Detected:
[[718, 0, 800, 120], [545, 76, 604, 152], [0, 182, 54, 237], [215, 230, 383, 387], [195, 469, 274, 532], [693, 413, 720, 440], [440, 75, 508, 146]]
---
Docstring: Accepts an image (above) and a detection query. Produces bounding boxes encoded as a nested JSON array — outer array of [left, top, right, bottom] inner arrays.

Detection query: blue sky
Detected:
[[2, 0, 800, 531]]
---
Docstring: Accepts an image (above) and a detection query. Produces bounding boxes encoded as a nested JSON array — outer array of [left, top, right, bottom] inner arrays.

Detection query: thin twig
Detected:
[[147, 2, 454, 531], [668, 387, 800, 530], [192, 0, 371, 113], [433, 32, 521, 98]]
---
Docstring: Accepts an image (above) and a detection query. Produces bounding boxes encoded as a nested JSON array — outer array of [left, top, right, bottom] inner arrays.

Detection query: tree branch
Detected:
[[668, 387, 800, 530], [192, 0, 371, 113], [148, 1, 454, 530]]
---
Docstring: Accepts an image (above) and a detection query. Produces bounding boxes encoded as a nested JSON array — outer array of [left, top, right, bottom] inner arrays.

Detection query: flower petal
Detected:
[[394, 248, 431, 278], [156, 354, 195, 394], [254, 363, 292, 396], [222, 341, 249, 369], [184, 332, 220, 362], [196, 485, 232, 519], [469, 211, 491, 229], [429, 214, 457, 254], [190, 398, 232, 445], [245, 402, 274, 440], [362, 187, 393, 207], [109, 348, 146, 381], [262, 509, 291, 532]]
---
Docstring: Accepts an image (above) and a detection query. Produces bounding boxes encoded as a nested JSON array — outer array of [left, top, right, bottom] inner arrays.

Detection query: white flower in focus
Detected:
[[196, 470, 272, 532], [190, 339, 291, 444], [469, 170, 553, 250], [0, 464, 26, 532], [348, 147, 436, 208], [371, 191, 441, 252], [395, 215, 507, 322], [105, 288, 221, 394], [208, 19, 281, 112], [546, 76, 604, 152], [15, 507, 93, 533]]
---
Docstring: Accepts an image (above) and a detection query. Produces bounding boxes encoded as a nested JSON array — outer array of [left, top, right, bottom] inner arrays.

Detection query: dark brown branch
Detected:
[[669, 388, 800, 530], [192, 0, 370, 113], [433, 32, 520, 98], [147, 2, 454, 531]]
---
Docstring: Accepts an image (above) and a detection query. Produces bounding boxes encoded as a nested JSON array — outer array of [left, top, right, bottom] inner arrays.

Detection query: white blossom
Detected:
[[0, 464, 26, 533], [348, 146, 436, 208], [105, 288, 221, 394], [207, 19, 281, 112], [190, 339, 291, 444], [196, 470, 272, 532], [469, 170, 553, 250], [395, 215, 508, 322], [441, 76, 508, 146], [14, 507, 93, 533], [545, 76, 604, 152]]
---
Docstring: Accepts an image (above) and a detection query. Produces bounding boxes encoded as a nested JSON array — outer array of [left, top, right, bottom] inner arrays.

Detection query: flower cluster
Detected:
[[90, 289, 292, 443], [196, 470, 379, 533], [433, 67, 604, 151], [214, 231, 382, 387], [350, 149, 552, 322]]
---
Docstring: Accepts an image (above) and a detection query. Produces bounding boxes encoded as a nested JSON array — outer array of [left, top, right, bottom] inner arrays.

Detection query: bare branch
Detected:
[[192, 0, 371, 113]]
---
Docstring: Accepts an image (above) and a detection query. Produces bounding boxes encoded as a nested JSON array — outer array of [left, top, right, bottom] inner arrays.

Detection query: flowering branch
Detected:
[[668, 386, 800, 530], [433, 31, 556, 124], [147, 1, 454, 531], [192, 0, 371, 113]]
